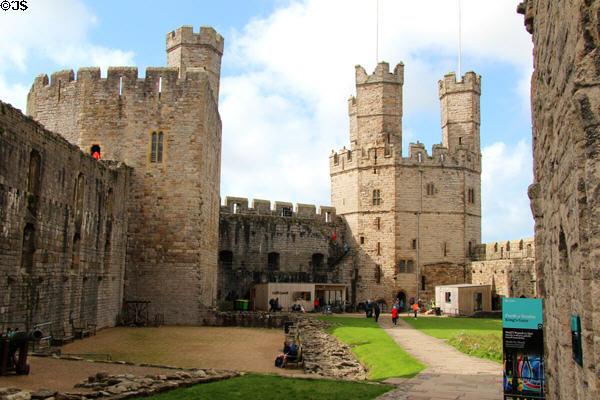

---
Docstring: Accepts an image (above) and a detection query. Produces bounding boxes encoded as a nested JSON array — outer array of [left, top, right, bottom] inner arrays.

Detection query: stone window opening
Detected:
[[150, 131, 164, 163], [71, 233, 81, 272], [376, 242, 381, 255], [347, 150, 352, 161], [506, 241, 511, 252], [375, 264, 381, 284], [267, 252, 280, 271], [281, 207, 292, 217], [418, 153, 422, 163], [312, 253, 324, 270], [233, 203, 239, 214], [519, 239, 524, 250], [441, 154, 445, 164], [459, 137, 462, 145], [91, 144, 101, 160], [412, 239, 417, 249], [385, 133, 391, 144], [372, 189, 381, 205], [426, 183, 435, 196], [468, 241, 472, 256], [373, 168, 377, 174], [445, 292, 451, 303], [467, 188, 475, 203], [421, 275, 426, 291], [374, 149, 378, 164], [334, 153, 339, 165], [494, 243, 498, 252], [27, 150, 41, 214], [375, 217, 381, 230], [443, 242, 448, 257], [158, 76, 163, 99], [119, 76, 123, 96], [21, 224, 35, 274], [406, 260, 414, 272], [360, 236, 365, 245]]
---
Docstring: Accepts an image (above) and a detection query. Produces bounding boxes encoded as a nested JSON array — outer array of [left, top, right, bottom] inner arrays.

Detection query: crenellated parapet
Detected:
[[471, 238, 534, 261], [166, 25, 224, 56], [221, 197, 336, 222], [329, 140, 481, 174], [438, 71, 481, 97], [354, 62, 404, 86]]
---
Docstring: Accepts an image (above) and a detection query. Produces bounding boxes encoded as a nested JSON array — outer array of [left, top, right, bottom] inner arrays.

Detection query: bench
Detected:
[[51, 323, 74, 345], [72, 320, 97, 339]]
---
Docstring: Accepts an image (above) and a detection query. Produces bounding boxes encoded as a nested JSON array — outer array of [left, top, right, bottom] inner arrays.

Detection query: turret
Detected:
[[438, 71, 481, 153], [349, 62, 404, 151], [166, 25, 224, 101]]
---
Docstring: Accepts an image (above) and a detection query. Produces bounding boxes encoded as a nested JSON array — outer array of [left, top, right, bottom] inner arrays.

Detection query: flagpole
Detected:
[[376, 0, 379, 64], [458, 0, 462, 78]]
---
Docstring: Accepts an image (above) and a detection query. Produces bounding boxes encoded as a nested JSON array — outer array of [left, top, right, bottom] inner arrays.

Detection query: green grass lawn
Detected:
[[318, 316, 425, 380], [400, 317, 502, 363], [141, 374, 395, 400]]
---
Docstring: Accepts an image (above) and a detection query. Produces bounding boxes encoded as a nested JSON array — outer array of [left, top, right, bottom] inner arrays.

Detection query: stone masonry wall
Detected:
[[26, 26, 223, 325], [0, 100, 130, 332], [519, 1, 600, 398], [218, 197, 353, 303]]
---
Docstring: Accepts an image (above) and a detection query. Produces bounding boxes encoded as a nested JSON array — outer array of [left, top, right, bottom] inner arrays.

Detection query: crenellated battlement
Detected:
[[221, 197, 337, 222], [438, 71, 481, 97], [355, 62, 404, 86], [329, 140, 481, 174], [471, 238, 534, 261], [166, 25, 224, 55]]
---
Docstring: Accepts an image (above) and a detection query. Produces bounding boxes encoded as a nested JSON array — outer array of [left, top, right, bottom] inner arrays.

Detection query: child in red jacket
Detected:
[[391, 306, 398, 326]]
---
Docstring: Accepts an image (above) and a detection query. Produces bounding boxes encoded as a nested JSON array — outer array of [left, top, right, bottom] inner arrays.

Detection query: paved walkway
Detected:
[[376, 316, 502, 400]]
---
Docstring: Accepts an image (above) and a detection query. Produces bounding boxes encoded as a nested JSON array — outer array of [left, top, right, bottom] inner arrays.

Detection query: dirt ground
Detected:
[[0, 326, 294, 393]]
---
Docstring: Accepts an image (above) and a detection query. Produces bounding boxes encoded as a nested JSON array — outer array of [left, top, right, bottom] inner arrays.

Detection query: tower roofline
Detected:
[[355, 62, 404, 85], [166, 25, 224, 55], [438, 71, 481, 97]]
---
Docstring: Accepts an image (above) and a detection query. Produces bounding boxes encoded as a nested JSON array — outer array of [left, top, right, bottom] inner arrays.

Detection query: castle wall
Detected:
[[519, 1, 600, 398], [217, 198, 353, 305], [0, 100, 130, 331], [26, 27, 223, 325]]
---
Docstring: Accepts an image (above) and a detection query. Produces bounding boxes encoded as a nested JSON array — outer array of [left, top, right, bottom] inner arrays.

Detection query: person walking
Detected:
[[412, 301, 419, 319], [374, 301, 381, 322], [391, 305, 398, 326]]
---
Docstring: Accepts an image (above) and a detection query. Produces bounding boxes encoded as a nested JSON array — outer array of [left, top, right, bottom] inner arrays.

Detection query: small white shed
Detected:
[[435, 284, 492, 316]]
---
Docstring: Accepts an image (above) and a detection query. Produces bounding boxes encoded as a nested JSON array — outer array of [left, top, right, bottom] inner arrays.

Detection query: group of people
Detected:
[[268, 298, 282, 312], [367, 297, 437, 327], [364, 299, 381, 321]]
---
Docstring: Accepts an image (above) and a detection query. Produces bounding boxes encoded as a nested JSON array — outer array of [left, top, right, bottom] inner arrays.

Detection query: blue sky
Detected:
[[0, 0, 534, 243]]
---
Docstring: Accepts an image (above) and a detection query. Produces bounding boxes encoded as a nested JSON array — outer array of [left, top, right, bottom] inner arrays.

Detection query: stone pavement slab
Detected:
[[376, 316, 502, 400]]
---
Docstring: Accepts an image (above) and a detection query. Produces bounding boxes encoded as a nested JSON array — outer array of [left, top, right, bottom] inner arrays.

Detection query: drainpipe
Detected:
[[416, 169, 423, 300]]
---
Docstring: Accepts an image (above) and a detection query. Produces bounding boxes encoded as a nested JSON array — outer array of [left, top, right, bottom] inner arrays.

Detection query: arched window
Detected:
[[90, 144, 101, 160]]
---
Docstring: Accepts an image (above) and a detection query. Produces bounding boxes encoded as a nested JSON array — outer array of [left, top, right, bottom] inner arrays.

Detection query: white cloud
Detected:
[[0, 77, 29, 112], [220, 0, 534, 222], [481, 140, 534, 242]]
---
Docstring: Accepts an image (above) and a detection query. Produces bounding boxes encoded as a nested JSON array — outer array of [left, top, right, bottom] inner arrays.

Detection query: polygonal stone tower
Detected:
[[330, 62, 481, 306], [27, 26, 224, 325]]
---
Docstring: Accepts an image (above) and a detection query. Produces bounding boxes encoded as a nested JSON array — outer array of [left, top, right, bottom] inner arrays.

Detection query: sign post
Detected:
[[502, 298, 545, 400]]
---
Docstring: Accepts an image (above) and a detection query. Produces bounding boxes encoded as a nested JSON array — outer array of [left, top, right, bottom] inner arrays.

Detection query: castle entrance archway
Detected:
[[396, 291, 406, 311]]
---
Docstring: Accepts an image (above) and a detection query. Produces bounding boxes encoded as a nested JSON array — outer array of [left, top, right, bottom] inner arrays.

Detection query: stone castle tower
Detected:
[[330, 62, 481, 305], [26, 26, 224, 324]]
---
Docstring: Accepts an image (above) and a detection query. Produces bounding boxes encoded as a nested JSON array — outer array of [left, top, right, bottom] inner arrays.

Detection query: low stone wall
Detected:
[[201, 311, 292, 328], [295, 316, 367, 380]]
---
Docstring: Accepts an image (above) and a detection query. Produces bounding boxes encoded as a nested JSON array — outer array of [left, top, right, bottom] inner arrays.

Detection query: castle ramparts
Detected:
[[222, 197, 336, 222]]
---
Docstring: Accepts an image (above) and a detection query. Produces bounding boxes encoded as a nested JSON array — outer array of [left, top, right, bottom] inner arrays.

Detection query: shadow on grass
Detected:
[[142, 373, 396, 400]]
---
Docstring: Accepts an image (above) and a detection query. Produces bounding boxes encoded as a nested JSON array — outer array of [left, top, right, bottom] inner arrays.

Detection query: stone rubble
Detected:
[[295, 316, 368, 380], [0, 367, 240, 400]]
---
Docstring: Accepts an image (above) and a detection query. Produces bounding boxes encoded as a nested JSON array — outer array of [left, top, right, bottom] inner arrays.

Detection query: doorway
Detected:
[[396, 291, 407, 311]]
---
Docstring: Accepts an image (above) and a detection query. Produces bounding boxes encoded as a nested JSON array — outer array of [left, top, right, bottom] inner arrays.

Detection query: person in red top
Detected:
[[92, 151, 100, 160], [391, 306, 398, 327], [412, 302, 419, 319]]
